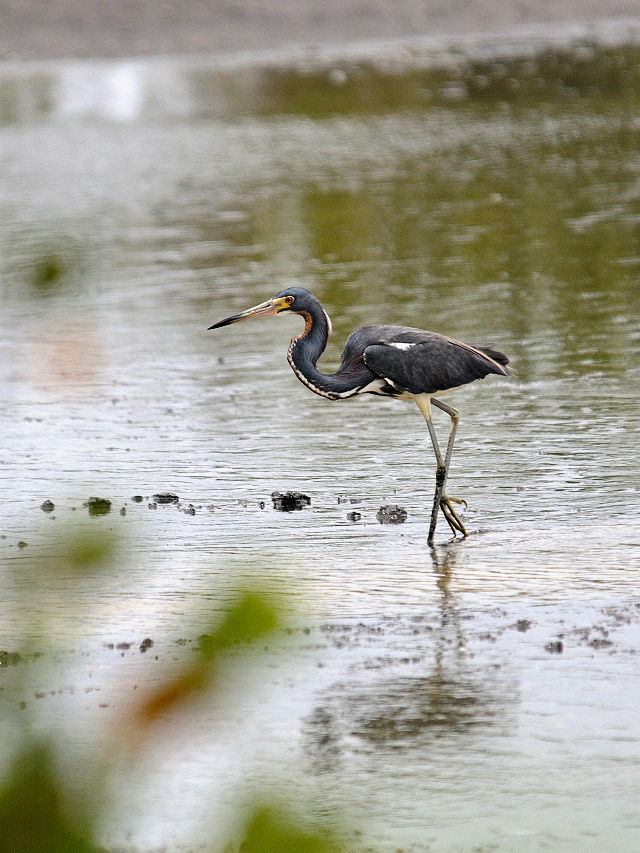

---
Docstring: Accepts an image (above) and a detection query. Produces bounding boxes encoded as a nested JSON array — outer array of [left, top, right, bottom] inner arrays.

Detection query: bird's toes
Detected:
[[440, 495, 468, 537], [443, 494, 467, 509]]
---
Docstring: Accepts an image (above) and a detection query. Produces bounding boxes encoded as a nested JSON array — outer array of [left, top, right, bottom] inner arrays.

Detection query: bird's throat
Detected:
[[286, 309, 354, 399]]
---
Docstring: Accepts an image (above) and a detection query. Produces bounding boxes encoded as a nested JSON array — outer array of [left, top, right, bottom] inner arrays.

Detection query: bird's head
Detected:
[[207, 287, 322, 330]]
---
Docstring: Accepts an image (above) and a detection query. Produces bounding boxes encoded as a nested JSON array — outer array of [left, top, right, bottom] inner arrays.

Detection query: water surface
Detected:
[[1, 36, 640, 853]]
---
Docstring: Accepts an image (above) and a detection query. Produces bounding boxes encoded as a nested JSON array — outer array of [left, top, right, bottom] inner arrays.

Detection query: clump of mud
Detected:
[[84, 497, 112, 516], [152, 492, 180, 504], [376, 505, 407, 524], [271, 491, 311, 511]]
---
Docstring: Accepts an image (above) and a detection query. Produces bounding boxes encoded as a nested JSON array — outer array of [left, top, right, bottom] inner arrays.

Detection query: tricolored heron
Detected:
[[208, 287, 511, 543]]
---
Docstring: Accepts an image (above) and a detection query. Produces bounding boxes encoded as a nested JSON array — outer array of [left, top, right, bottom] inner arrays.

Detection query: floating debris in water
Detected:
[[153, 492, 179, 504], [131, 495, 144, 502], [271, 491, 311, 511], [84, 497, 112, 516], [545, 640, 564, 654], [139, 637, 154, 653], [376, 505, 407, 524], [40, 499, 55, 512], [0, 650, 21, 667], [588, 637, 613, 649], [347, 511, 361, 522]]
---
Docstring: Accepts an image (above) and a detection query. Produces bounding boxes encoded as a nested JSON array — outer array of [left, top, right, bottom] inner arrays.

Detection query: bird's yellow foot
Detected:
[[440, 494, 468, 537]]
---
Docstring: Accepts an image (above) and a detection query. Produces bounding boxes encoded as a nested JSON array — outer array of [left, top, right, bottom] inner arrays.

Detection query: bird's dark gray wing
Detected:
[[359, 326, 510, 395]]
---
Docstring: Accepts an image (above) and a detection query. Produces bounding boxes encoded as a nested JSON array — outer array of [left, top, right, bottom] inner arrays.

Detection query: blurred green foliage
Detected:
[[5, 237, 87, 298], [0, 742, 101, 853], [198, 591, 280, 655], [30, 253, 68, 293], [1, 520, 348, 853], [63, 528, 117, 575], [238, 805, 345, 853], [135, 589, 281, 725]]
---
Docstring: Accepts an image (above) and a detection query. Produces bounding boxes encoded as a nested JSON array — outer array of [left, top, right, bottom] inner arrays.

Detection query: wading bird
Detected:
[[208, 287, 511, 543]]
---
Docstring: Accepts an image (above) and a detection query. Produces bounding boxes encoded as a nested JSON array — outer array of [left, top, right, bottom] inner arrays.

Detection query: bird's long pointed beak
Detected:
[[207, 296, 289, 330]]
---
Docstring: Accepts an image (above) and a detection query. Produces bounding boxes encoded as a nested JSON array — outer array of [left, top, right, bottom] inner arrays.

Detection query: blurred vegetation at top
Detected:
[[253, 43, 640, 117], [2, 42, 640, 125]]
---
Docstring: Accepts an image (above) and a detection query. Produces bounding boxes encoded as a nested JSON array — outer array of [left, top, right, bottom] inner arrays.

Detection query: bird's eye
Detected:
[[284, 296, 294, 305]]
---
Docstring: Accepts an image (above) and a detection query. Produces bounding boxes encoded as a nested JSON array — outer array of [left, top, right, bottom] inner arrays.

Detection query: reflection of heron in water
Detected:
[[429, 544, 467, 671], [302, 548, 510, 770]]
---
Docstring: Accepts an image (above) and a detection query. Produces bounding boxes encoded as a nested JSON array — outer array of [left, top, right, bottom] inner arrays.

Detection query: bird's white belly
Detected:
[[361, 377, 464, 400]]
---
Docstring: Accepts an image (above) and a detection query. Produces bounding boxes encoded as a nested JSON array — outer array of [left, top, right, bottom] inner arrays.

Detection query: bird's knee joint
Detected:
[[435, 466, 446, 486]]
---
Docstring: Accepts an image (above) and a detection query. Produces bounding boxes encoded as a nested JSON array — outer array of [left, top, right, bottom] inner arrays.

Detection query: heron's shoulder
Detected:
[[344, 324, 442, 351]]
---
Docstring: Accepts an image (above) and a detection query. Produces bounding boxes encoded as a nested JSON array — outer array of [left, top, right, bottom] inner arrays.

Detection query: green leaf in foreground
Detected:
[[198, 591, 281, 657], [238, 805, 346, 853], [0, 742, 100, 853], [132, 590, 281, 725]]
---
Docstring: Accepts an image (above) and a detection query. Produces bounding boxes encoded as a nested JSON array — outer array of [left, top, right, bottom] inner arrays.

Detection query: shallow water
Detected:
[[1, 36, 640, 852]]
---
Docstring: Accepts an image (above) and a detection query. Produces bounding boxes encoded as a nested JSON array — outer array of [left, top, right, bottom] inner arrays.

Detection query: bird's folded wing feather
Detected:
[[363, 335, 507, 395]]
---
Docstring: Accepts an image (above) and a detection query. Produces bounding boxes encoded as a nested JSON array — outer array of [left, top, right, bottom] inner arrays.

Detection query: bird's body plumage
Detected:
[[329, 323, 510, 401], [208, 286, 511, 542]]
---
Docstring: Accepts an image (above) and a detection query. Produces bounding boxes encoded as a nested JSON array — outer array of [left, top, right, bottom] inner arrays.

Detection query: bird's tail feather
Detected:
[[474, 345, 515, 375]]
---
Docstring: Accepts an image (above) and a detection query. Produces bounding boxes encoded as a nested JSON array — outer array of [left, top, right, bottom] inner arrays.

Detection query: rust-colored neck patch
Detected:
[[292, 310, 313, 343]]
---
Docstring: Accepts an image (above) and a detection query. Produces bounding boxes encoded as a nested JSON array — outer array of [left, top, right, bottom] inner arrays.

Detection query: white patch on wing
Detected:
[[388, 341, 416, 351]]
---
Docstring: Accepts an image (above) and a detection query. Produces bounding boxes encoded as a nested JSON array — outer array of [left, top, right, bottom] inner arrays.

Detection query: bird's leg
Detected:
[[424, 416, 447, 543], [416, 395, 466, 543], [432, 399, 468, 538]]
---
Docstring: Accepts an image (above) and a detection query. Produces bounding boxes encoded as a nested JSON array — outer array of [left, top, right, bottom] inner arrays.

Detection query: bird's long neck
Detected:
[[287, 306, 358, 400]]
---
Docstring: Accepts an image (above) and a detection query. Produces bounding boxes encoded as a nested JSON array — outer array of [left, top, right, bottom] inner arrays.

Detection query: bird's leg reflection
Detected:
[[429, 544, 467, 668], [418, 396, 468, 543]]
